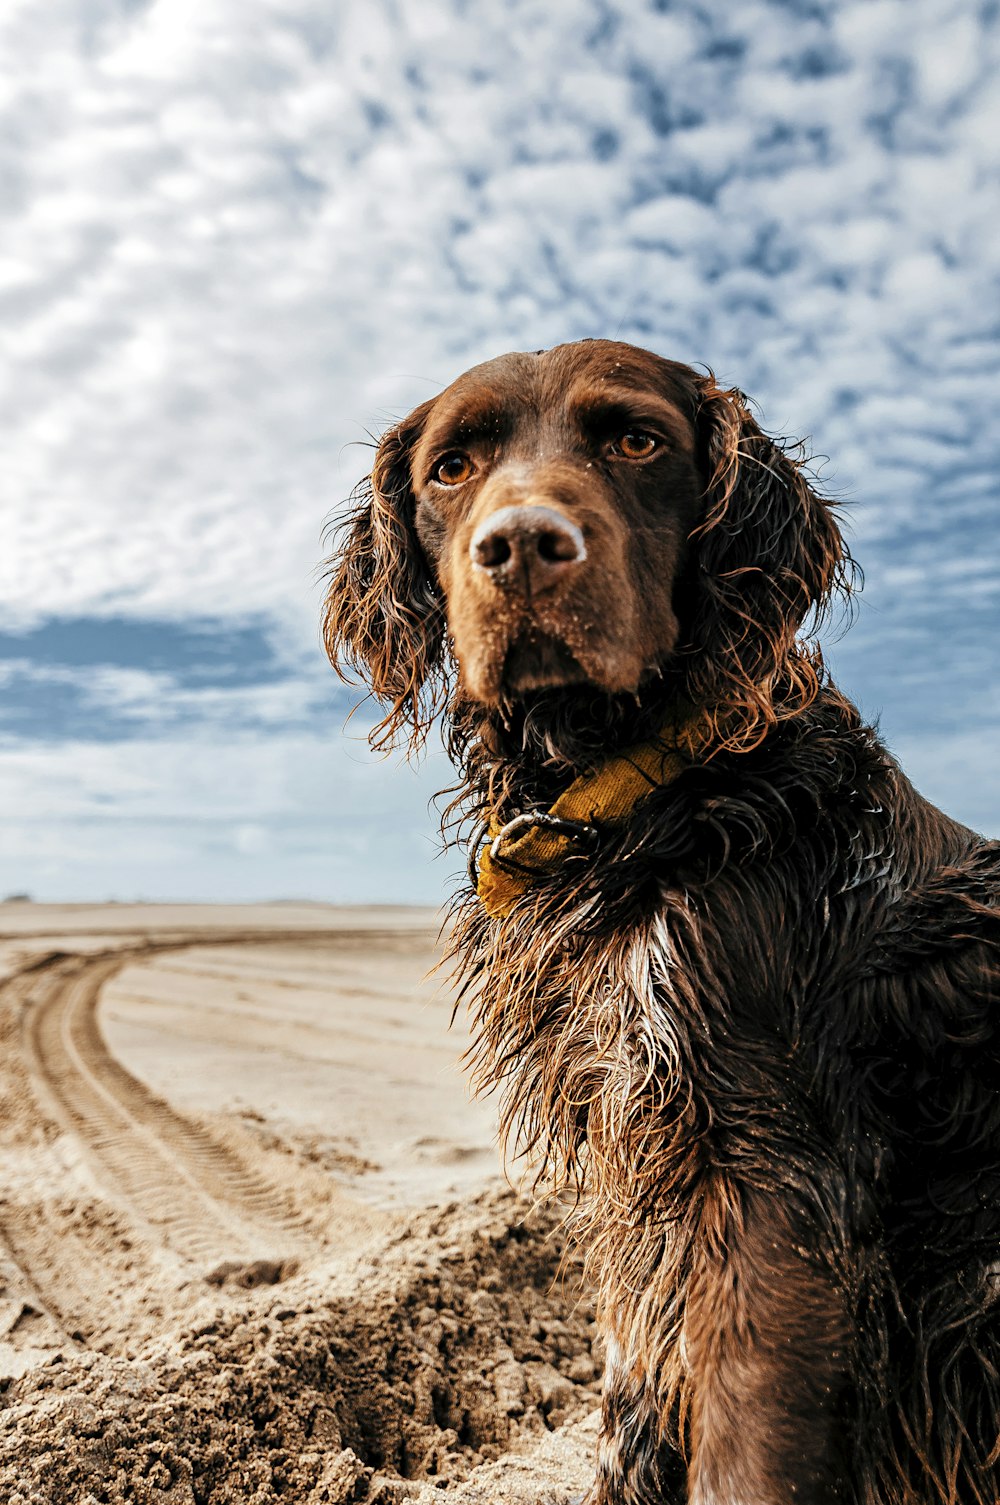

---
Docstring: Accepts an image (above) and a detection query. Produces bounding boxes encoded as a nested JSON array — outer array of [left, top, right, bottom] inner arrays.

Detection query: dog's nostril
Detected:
[[537, 529, 581, 564], [474, 533, 512, 569]]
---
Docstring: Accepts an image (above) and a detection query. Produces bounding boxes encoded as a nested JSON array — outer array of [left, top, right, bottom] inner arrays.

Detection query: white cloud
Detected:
[[0, 727, 453, 902], [1, 0, 997, 894]]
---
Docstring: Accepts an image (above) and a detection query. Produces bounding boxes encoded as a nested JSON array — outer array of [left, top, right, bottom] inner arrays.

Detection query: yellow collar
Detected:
[[476, 708, 704, 919]]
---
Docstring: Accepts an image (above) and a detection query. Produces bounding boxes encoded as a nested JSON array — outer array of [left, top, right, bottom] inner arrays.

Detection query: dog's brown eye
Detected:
[[611, 431, 658, 460], [435, 453, 475, 485]]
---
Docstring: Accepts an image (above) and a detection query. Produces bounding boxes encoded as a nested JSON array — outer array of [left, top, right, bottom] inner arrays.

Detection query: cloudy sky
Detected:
[[2, 0, 998, 903]]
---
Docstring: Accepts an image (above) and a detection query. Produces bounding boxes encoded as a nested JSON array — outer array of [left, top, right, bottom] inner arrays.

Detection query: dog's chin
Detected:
[[500, 632, 589, 695], [453, 632, 683, 775], [463, 630, 647, 707]]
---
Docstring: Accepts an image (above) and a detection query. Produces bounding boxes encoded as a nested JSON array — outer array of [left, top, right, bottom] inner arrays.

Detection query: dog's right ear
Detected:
[[322, 399, 446, 753]]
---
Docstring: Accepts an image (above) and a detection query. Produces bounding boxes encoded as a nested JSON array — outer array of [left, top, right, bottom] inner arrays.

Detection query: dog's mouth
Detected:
[[500, 631, 588, 694]]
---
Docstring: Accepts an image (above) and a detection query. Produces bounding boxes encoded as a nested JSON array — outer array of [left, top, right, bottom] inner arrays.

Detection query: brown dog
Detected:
[[324, 340, 1000, 1505]]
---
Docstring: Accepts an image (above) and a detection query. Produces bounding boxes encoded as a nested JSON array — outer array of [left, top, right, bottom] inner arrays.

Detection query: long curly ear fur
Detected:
[[686, 378, 854, 753], [322, 401, 446, 752]]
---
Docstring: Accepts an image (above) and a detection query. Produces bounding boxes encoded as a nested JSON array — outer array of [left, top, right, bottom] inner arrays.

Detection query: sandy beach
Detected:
[[0, 904, 599, 1503]]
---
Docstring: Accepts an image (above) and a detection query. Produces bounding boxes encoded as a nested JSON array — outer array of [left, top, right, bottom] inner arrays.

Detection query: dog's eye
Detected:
[[610, 431, 659, 460], [435, 453, 475, 486]]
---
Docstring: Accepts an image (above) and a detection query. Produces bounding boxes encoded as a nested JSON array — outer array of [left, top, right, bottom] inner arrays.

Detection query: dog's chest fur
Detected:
[[455, 695, 997, 1313]]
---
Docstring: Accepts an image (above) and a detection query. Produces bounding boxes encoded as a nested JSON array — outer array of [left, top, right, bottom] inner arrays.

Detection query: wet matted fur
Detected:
[[323, 340, 1000, 1505]]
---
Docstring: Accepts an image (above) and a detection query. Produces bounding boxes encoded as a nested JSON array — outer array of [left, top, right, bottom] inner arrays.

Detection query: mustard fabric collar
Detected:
[[476, 709, 704, 919]]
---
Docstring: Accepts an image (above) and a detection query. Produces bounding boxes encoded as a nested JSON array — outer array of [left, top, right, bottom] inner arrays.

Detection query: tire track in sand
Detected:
[[0, 934, 379, 1351], [23, 950, 318, 1262]]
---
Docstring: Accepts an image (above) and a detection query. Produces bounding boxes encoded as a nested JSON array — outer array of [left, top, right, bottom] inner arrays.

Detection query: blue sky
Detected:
[[1, 0, 998, 902]]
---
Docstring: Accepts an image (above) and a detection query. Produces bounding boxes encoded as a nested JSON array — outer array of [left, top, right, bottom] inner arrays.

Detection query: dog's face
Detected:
[[325, 338, 847, 756], [406, 342, 704, 705]]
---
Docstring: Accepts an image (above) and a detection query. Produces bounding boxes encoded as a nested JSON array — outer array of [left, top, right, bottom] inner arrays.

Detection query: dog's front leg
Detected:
[[683, 1185, 853, 1505], [587, 1326, 687, 1505]]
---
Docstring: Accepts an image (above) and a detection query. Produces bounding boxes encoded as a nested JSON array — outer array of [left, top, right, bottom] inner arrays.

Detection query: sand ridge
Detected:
[[0, 906, 599, 1502]]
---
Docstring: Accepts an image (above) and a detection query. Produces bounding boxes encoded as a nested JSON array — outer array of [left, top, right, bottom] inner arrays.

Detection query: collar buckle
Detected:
[[469, 810, 601, 888], [490, 810, 600, 862]]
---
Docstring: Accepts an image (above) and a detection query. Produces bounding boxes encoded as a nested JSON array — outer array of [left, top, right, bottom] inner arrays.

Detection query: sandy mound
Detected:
[[0, 1192, 599, 1504], [0, 909, 601, 1503]]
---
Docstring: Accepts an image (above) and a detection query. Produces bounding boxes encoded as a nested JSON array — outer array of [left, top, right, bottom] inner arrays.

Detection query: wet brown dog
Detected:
[[324, 340, 1000, 1505]]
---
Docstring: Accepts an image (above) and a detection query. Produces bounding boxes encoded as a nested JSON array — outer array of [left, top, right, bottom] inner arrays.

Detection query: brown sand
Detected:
[[0, 905, 598, 1502]]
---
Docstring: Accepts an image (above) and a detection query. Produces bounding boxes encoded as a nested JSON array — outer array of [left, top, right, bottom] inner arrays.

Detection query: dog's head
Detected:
[[324, 339, 848, 756]]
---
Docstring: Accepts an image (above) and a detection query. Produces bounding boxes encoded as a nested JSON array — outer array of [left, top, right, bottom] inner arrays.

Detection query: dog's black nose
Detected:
[[469, 505, 586, 596]]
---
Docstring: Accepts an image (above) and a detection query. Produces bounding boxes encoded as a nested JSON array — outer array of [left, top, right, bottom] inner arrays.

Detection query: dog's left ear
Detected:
[[686, 377, 852, 752], [322, 399, 446, 753]]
